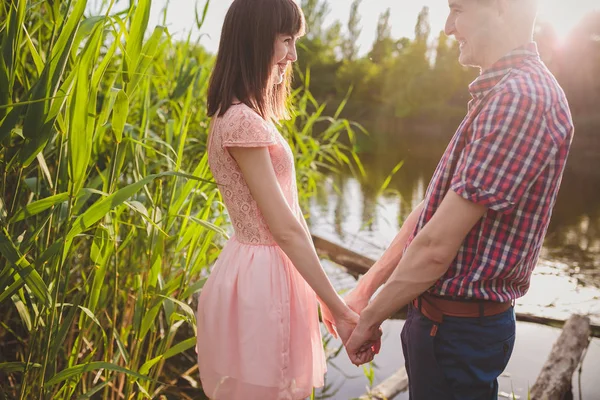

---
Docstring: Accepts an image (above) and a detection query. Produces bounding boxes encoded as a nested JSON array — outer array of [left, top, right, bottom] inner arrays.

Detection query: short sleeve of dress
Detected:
[[221, 106, 277, 148]]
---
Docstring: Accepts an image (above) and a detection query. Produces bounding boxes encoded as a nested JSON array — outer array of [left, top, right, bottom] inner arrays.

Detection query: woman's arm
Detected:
[[345, 201, 424, 312], [228, 146, 354, 328], [296, 204, 341, 336]]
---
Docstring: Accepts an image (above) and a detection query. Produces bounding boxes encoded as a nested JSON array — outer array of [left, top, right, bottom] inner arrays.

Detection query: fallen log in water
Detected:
[[359, 367, 408, 400], [312, 235, 372, 276], [530, 314, 591, 400], [312, 234, 600, 338]]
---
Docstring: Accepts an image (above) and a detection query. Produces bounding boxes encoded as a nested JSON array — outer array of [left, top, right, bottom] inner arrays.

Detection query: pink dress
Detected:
[[196, 104, 326, 399]]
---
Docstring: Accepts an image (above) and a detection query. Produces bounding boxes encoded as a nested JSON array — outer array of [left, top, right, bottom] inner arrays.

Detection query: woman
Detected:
[[196, 0, 373, 399]]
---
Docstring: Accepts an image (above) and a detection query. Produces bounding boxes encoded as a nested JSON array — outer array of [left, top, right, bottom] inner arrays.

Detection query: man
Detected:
[[341, 0, 574, 399]]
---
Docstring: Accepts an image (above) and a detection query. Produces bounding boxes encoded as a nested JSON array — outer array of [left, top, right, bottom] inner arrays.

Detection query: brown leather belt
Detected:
[[412, 292, 513, 325]]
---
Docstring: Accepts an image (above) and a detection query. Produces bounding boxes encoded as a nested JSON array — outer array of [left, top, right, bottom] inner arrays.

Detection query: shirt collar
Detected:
[[468, 42, 540, 100]]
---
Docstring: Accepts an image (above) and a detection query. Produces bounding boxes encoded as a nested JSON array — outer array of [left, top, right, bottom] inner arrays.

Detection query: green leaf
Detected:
[[75, 378, 114, 400], [133, 276, 144, 334], [158, 295, 195, 325], [0, 102, 21, 143], [140, 300, 162, 338], [137, 337, 195, 376], [23, 27, 45, 75], [12, 293, 32, 331], [138, 356, 162, 375], [111, 89, 128, 143], [78, 305, 104, 333], [379, 160, 404, 193], [50, 297, 82, 363], [9, 193, 70, 223], [63, 172, 211, 259], [113, 330, 130, 364], [0, 273, 26, 305], [97, 87, 119, 128], [71, 16, 106, 60], [0, 229, 51, 306], [0, 0, 26, 120], [334, 85, 354, 119], [0, 362, 41, 373], [68, 22, 104, 194], [127, 25, 166, 95], [49, 0, 87, 81], [163, 337, 196, 359], [124, 0, 152, 83], [135, 381, 152, 398], [195, 0, 211, 30], [44, 361, 152, 387], [36, 240, 64, 269], [36, 152, 54, 189], [0, 46, 11, 122], [18, 0, 87, 166], [181, 278, 207, 299]]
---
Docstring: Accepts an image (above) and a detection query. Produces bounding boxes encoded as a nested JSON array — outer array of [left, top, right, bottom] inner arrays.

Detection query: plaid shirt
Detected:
[[407, 42, 574, 302]]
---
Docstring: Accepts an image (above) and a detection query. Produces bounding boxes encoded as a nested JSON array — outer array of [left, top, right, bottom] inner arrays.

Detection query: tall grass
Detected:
[[0, 0, 362, 398]]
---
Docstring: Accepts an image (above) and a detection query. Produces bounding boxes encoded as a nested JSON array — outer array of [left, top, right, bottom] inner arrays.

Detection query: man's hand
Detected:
[[345, 317, 383, 366]]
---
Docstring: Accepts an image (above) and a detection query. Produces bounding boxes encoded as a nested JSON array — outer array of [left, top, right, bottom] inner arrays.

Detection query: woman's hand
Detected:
[[332, 306, 359, 345], [320, 301, 338, 338], [320, 300, 359, 344]]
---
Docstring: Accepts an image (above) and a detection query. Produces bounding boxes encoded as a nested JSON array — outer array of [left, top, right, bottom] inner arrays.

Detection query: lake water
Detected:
[[309, 137, 600, 399]]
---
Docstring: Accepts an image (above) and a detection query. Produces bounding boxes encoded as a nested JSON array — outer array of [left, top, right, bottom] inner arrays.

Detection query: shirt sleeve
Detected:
[[450, 92, 558, 213], [221, 107, 277, 148]]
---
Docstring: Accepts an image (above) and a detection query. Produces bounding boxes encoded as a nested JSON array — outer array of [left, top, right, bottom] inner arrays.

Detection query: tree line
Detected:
[[295, 0, 600, 160]]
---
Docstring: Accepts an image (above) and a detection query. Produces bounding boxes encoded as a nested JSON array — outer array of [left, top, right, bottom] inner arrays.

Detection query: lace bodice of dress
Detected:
[[207, 104, 300, 245]]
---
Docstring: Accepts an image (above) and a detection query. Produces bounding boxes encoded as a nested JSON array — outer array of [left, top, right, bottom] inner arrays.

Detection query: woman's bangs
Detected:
[[278, 0, 306, 37]]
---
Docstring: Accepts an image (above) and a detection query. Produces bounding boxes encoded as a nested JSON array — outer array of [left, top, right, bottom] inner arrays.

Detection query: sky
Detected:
[[142, 0, 599, 55]]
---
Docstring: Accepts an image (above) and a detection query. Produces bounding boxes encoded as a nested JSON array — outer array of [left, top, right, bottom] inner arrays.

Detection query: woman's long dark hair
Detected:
[[207, 0, 305, 121]]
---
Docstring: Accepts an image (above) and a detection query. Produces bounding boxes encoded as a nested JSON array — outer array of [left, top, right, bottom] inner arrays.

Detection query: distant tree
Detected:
[[379, 7, 432, 119], [434, 31, 450, 71], [296, 0, 343, 100], [301, 0, 330, 41], [341, 0, 363, 62], [369, 8, 395, 64], [293, 2, 599, 143], [414, 6, 431, 44]]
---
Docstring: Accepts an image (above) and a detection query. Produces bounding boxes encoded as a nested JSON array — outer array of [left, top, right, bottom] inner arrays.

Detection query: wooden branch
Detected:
[[530, 314, 591, 400], [359, 367, 408, 400], [312, 234, 600, 338], [513, 314, 599, 338], [312, 234, 373, 276]]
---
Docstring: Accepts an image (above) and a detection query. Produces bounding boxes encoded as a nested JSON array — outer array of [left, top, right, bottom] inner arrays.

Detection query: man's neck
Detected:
[[480, 35, 534, 71]]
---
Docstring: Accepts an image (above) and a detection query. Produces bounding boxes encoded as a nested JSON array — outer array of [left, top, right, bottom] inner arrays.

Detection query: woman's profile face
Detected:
[[271, 34, 298, 85]]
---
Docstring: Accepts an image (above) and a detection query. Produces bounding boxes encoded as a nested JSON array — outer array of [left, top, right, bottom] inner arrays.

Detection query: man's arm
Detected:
[[346, 190, 486, 359]]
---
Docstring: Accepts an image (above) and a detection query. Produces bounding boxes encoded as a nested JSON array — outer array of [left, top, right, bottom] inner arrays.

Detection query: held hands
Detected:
[[320, 289, 370, 338], [319, 298, 357, 343], [320, 291, 382, 366], [345, 317, 382, 366]]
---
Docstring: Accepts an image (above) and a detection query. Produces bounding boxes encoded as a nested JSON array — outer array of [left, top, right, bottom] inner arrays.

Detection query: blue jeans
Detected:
[[401, 303, 516, 400]]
